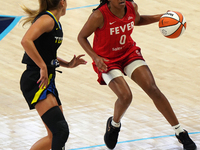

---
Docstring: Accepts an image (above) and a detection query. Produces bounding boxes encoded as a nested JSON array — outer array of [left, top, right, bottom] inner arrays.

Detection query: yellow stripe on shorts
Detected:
[[31, 74, 53, 105]]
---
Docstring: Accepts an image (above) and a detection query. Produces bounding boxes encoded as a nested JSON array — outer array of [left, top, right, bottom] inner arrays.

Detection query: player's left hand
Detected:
[[67, 54, 87, 68]]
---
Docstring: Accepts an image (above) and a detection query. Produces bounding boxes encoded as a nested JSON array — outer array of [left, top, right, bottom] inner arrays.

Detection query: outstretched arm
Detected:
[[132, 2, 164, 26], [57, 55, 87, 68]]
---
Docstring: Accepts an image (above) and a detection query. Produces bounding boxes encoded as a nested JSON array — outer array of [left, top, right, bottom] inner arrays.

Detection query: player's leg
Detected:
[[30, 105, 64, 150], [125, 60, 196, 150], [108, 77, 132, 123], [30, 125, 52, 150], [35, 94, 69, 150], [102, 69, 132, 149], [128, 63, 179, 125]]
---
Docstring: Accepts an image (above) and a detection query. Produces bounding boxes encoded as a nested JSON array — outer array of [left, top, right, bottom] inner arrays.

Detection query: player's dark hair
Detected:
[[21, 0, 63, 26], [93, 0, 134, 11]]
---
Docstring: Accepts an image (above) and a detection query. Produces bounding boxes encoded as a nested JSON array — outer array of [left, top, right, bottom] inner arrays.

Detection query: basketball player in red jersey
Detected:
[[78, 0, 197, 150]]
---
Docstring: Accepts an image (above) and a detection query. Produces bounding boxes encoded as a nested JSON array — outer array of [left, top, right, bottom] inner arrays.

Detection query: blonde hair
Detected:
[[21, 0, 61, 26]]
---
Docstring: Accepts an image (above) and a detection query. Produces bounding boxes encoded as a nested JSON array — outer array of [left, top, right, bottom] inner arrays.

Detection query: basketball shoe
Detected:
[[176, 130, 197, 150], [104, 117, 121, 149]]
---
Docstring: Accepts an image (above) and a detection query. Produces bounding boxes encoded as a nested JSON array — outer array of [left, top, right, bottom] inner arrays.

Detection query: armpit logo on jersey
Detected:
[[136, 50, 142, 56], [55, 36, 63, 44], [128, 16, 133, 20], [51, 59, 60, 68]]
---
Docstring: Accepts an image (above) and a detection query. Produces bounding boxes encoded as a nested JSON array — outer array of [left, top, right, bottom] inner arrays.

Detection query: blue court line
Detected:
[[0, 4, 98, 41], [69, 131, 200, 150], [0, 14, 21, 18], [67, 4, 98, 10], [0, 16, 23, 41]]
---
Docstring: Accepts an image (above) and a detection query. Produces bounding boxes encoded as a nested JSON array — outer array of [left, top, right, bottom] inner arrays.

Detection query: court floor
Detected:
[[0, 0, 199, 149]]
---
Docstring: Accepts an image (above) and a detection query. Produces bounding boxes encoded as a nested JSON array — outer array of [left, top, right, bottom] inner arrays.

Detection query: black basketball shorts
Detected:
[[20, 68, 61, 110]]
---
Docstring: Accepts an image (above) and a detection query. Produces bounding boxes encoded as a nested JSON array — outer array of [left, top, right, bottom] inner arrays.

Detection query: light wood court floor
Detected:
[[0, 0, 199, 149]]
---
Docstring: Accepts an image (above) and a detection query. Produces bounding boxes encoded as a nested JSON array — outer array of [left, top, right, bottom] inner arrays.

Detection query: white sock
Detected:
[[111, 119, 120, 128], [173, 124, 184, 135]]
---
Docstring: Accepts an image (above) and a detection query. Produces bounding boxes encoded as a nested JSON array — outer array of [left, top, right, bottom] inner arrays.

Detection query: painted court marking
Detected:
[[0, 15, 23, 41], [67, 4, 98, 10], [0, 4, 98, 41], [69, 132, 200, 150]]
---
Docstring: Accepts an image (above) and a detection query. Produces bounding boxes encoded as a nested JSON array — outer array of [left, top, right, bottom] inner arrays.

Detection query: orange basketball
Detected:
[[159, 11, 186, 38]]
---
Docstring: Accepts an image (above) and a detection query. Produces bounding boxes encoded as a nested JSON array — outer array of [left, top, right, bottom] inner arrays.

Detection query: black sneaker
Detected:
[[104, 117, 121, 149], [176, 130, 197, 150]]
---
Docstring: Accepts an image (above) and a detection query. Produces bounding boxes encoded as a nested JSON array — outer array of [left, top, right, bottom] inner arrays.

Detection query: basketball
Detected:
[[159, 11, 186, 38]]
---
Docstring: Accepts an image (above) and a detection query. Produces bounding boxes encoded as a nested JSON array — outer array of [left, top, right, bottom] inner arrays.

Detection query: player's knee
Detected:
[[145, 83, 161, 98], [118, 92, 132, 106], [41, 106, 70, 149], [56, 120, 69, 144]]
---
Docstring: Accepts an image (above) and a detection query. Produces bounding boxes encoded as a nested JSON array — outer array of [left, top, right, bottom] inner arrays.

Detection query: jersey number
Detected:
[[119, 35, 126, 45]]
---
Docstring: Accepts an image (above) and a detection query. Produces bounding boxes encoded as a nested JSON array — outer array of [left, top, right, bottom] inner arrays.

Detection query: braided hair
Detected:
[[93, 0, 134, 11]]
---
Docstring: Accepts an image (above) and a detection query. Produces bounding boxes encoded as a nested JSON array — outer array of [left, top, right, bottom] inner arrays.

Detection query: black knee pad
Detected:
[[56, 120, 69, 144], [41, 106, 69, 150]]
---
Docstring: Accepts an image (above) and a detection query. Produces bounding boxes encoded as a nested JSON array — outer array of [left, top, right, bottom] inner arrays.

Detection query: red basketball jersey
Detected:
[[93, 1, 138, 61]]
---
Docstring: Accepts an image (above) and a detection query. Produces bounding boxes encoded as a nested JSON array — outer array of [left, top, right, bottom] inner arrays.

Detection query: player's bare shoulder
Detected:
[[130, 1, 138, 11], [90, 9, 104, 29], [34, 15, 55, 32], [130, 1, 140, 25]]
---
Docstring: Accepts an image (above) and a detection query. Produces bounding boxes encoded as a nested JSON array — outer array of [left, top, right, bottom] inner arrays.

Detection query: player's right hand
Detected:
[[37, 66, 48, 89], [94, 56, 109, 72]]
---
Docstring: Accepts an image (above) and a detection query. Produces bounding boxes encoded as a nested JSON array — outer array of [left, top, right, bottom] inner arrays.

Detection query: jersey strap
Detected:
[[46, 11, 62, 30]]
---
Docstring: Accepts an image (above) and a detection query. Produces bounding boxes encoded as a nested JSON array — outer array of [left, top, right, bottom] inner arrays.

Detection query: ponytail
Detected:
[[20, 5, 40, 26], [21, 0, 61, 26]]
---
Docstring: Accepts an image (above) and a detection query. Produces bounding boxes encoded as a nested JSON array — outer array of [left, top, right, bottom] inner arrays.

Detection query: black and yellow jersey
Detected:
[[21, 11, 63, 67]]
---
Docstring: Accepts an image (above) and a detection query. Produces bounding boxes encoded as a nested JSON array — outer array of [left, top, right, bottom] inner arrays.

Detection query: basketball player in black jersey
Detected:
[[20, 0, 86, 150]]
